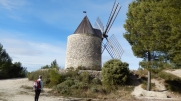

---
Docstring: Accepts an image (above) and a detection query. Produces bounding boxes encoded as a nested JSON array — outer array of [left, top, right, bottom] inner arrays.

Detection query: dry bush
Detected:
[[132, 68, 148, 79]]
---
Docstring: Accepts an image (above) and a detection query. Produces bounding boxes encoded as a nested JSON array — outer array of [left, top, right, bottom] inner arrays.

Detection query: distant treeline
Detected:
[[0, 43, 27, 79]]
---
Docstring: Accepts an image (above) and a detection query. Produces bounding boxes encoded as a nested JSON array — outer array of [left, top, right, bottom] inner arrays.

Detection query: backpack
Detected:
[[33, 80, 41, 90]]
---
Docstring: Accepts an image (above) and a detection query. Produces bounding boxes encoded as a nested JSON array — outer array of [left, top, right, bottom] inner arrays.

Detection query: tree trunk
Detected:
[[147, 70, 151, 91], [147, 51, 151, 91]]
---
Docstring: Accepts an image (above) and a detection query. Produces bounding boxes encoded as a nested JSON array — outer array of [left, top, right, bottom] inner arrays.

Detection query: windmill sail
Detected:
[[106, 6, 121, 34], [101, 42, 106, 54], [94, 17, 104, 33], [104, 1, 121, 36], [105, 34, 124, 59], [94, 0, 124, 60]]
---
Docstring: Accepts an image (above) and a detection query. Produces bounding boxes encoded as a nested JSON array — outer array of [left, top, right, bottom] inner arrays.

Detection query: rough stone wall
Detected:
[[65, 34, 102, 70]]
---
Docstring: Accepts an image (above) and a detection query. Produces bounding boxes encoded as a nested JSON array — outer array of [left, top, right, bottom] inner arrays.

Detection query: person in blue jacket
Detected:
[[34, 75, 43, 101]]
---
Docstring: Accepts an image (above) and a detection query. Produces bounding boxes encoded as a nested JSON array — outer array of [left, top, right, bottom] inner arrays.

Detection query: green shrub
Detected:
[[27, 70, 50, 87], [91, 86, 98, 93], [27, 69, 64, 87], [49, 69, 64, 86], [102, 59, 130, 86], [91, 78, 101, 85], [55, 77, 74, 95], [77, 72, 93, 84], [27, 70, 49, 81], [77, 65, 86, 70], [64, 67, 78, 78], [53, 67, 105, 97]]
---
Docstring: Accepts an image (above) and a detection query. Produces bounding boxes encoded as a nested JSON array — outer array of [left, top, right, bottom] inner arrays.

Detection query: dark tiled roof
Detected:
[[74, 16, 95, 35], [93, 28, 103, 38]]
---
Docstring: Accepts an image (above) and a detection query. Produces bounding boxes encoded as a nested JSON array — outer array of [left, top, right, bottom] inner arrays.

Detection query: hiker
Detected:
[[34, 75, 43, 101]]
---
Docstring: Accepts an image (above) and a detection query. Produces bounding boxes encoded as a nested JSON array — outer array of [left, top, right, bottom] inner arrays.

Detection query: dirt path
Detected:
[[0, 78, 80, 101], [165, 69, 181, 78]]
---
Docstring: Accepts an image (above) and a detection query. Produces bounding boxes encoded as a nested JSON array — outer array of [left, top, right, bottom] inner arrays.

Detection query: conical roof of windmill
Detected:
[[74, 16, 102, 38], [74, 16, 94, 34]]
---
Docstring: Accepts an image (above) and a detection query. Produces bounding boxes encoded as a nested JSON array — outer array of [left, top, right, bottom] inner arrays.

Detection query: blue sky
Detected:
[[0, 0, 142, 72]]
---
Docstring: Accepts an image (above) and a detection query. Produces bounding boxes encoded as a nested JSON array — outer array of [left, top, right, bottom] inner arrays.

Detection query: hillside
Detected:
[[0, 69, 181, 101], [132, 69, 181, 101]]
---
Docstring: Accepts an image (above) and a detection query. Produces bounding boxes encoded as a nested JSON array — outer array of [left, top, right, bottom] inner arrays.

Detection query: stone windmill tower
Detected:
[[65, 0, 124, 70], [65, 16, 102, 70]]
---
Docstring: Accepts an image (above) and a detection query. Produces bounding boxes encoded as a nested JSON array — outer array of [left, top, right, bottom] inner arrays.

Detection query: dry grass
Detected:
[[158, 71, 181, 94], [132, 69, 148, 79], [49, 85, 135, 101], [96, 86, 135, 100], [18, 91, 29, 95], [0, 98, 8, 101], [20, 85, 32, 90], [141, 81, 156, 91]]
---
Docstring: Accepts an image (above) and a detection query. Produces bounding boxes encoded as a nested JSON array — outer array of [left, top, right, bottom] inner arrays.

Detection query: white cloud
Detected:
[[0, 34, 66, 72], [1, 38, 41, 56], [0, 0, 27, 10], [0, 0, 29, 23]]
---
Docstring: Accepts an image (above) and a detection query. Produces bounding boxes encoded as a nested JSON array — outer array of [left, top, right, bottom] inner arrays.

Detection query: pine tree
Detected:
[[0, 43, 27, 79], [124, 0, 181, 90], [0, 43, 12, 78]]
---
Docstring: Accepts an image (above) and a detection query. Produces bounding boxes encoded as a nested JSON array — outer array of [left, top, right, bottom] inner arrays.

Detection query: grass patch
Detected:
[[141, 81, 156, 91]]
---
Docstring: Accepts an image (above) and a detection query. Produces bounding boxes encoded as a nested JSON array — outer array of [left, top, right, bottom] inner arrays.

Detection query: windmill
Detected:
[[94, 0, 124, 60], [65, 0, 124, 70]]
